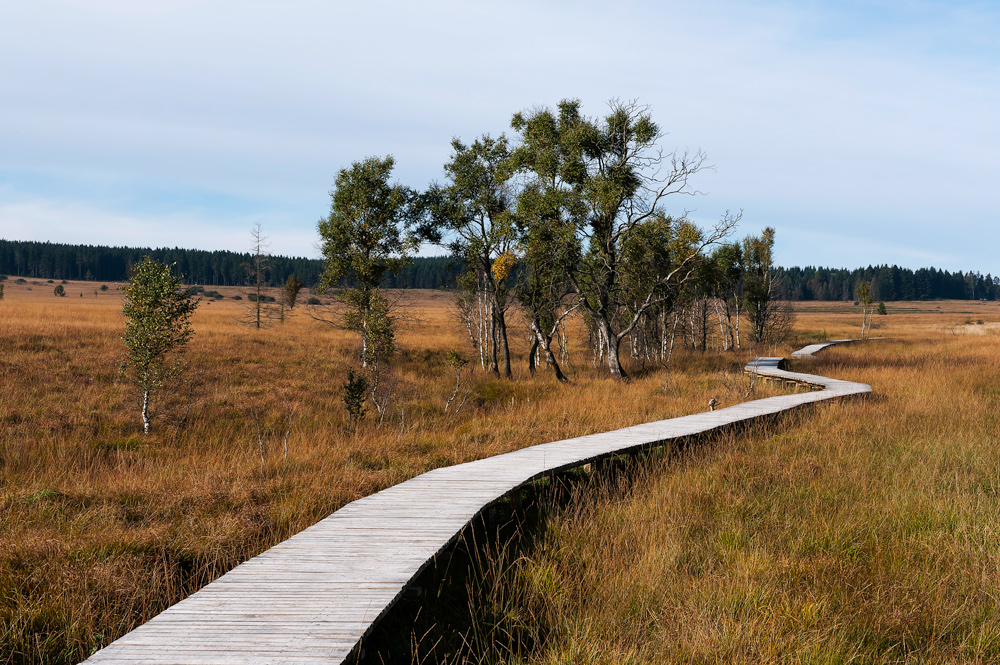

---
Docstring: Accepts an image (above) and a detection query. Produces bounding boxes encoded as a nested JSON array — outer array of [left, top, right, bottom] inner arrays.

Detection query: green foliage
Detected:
[[317, 155, 416, 293], [341, 289, 396, 369], [318, 155, 414, 369], [120, 257, 198, 433], [89, 435, 144, 452], [423, 134, 519, 377], [619, 214, 703, 307], [878, 301, 888, 315], [340, 369, 368, 427], [0, 283, 4, 300], [510, 98, 732, 380], [711, 242, 744, 298], [743, 227, 777, 343], [53, 284, 65, 297], [424, 134, 516, 264], [284, 275, 303, 309], [23, 488, 67, 504], [856, 281, 873, 306], [445, 350, 469, 370], [306, 296, 321, 305]]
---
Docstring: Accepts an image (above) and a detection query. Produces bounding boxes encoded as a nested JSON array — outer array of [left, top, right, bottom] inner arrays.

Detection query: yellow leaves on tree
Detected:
[[491, 251, 517, 282]]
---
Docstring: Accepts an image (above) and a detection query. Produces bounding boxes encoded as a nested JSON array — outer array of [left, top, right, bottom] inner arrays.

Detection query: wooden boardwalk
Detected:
[[791, 337, 884, 359], [84, 340, 871, 664]]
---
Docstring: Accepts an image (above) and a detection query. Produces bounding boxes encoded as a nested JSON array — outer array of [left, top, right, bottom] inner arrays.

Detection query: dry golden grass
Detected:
[[0, 278, 790, 664], [448, 300, 1000, 664]]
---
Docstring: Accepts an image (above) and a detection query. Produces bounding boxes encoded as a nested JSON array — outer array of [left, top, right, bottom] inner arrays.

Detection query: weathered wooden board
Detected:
[[84, 341, 871, 664]]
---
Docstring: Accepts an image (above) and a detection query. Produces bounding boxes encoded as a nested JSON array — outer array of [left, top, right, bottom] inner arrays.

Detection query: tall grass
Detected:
[[436, 317, 1000, 663], [0, 281, 784, 664]]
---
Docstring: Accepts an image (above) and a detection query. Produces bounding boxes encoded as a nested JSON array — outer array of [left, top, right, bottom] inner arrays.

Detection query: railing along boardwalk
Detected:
[[85, 340, 872, 664]]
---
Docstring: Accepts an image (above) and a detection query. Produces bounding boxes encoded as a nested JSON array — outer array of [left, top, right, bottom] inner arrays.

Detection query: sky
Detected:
[[1, 0, 997, 273]]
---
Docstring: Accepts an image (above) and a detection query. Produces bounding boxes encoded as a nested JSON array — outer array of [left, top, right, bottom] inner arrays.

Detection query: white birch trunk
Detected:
[[141, 389, 151, 434]]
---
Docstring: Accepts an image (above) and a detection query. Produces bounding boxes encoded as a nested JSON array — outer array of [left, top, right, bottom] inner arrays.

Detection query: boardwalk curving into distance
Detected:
[[791, 337, 885, 359], [84, 340, 872, 664]]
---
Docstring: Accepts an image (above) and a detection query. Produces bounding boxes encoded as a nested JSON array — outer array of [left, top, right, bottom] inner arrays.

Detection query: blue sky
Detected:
[[1, 0, 997, 272]]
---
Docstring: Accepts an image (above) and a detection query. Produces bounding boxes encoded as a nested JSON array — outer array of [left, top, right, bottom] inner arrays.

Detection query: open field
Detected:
[[416, 300, 1000, 663], [1, 277, 796, 664]]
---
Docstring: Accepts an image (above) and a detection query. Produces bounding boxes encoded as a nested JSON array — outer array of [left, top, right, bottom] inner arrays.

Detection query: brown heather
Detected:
[[1, 279, 786, 664]]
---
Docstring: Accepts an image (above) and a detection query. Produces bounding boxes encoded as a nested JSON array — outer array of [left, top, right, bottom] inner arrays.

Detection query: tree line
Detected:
[[2, 237, 993, 303], [776, 265, 999, 302], [0, 239, 461, 289]]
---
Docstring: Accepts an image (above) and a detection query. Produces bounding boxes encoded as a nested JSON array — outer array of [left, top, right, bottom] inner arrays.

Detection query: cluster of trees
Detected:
[[317, 99, 795, 386], [0, 239, 461, 289], [777, 265, 999, 302]]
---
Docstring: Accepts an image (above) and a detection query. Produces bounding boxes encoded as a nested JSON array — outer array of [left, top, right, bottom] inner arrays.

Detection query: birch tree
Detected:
[[121, 257, 198, 434], [423, 136, 517, 378], [317, 155, 416, 367], [856, 280, 874, 339], [743, 227, 795, 350], [711, 242, 745, 350]]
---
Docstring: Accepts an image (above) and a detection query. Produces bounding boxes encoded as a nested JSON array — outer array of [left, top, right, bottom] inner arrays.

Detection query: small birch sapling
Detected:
[[121, 257, 198, 434]]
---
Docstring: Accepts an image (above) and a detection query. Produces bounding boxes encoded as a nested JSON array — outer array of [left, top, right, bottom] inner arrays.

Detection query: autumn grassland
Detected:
[[1, 278, 999, 663], [397, 300, 1000, 664]]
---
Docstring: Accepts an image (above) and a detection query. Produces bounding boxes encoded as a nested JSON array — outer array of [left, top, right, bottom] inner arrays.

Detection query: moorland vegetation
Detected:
[[401, 302, 1000, 664]]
